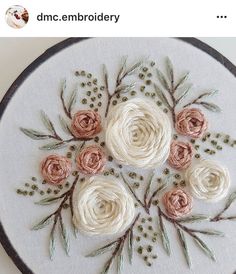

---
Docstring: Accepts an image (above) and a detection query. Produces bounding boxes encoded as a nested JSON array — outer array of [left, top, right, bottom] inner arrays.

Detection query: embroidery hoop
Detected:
[[0, 37, 235, 274]]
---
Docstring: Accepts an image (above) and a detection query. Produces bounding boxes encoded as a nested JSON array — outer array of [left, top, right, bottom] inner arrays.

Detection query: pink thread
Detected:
[[41, 154, 72, 185], [76, 145, 106, 175], [168, 140, 193, 170], [175, 108, 208, 138], [71, 110, 102, 139], [162, 188, 193, 218]]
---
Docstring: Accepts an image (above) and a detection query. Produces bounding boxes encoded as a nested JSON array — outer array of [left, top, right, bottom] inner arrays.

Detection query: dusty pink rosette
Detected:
[[71, 110, 102, 139], [162, 188, 193, 218], [175, 108, 208, 138], [168, 140, 193, 170], [41, 155, 72, 185], [76, 145, 106, 175]]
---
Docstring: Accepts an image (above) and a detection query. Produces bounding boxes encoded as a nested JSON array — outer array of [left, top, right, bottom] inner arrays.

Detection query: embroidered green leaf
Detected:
[[100, 257, 114, 274], [178, 214, 210, 223], [158, 181, 168, 191], [194, 235, 216, 261], [147, 182, 167, 208], [197, 90, 218, 99], [126, 60, 143, 76], [199, 102, 222, 113], [159, 214, 171, 256], [35, 196, 62, 205], [177, 228, 191, 268], [117, 56, 127, 81], [40, 110, 55, 135], [67, 90, 77, 115], [59, 115, 72, 135], [174, 72, 189, 90], [226, 216, 236, 220], [154, 84, 171, 110], [192, 229, 224, 237], [103, 64, 109, 91], [61, 79, 67, 101], [72, 222, 78, 238], [156, 68, 170, 91], [120, 173, 144, 208], [166, 57, 174, 84], [115, 83, 136, 94], [39, 141, 66, 150], [86, 241, 117, 257], [49, 229, 56, 260], [20, 128, 49, 140], [74, 142, 85, 162], [31, 215, 54, 230], [59, 219, 70, 256], [225, 191, 236, 211], [157, 182, 168, 192], [176, 84, 193, 104], [144, 172, 155, 199], [128, 230, 133, 264], [62, 79, 67, 95], [117, 245, 124, 274]]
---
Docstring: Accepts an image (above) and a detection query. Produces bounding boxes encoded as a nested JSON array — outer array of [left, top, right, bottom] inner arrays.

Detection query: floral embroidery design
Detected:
[[17, 57, 236, 273]]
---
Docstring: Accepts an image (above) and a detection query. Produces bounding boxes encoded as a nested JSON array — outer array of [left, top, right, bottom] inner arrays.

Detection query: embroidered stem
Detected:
[[158, 207, 198, 238], [169, 89, 177, 125], [90, 213, 140, 273], [104, 66, 125, 118], [61, 136, 92, 144], [48, 175, 79, 223], [183, 91, 214, 108], [210, 190, 236, 222], [154, 79, 178, 125], [104, 58, 143, 118], [121, 173, 146, 211], [121, 173, 166, 214], [60, 87, 72, 119]]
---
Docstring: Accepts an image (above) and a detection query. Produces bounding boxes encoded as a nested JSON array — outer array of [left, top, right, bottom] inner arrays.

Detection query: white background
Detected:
[[0, 37, 236, 274], [0, 1, 236, 36]]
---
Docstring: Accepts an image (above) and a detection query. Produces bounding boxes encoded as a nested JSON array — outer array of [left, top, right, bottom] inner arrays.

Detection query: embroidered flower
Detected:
[[71, 110, 102, 139], [186, 160, 230, 202], [168, 140, 193, 170], [76, 145, 106, 175], [105, 98, 172, 169], [73, 176, 135, 235], [175, 108, 208, 138], [162, 188, 193, 218], [41, 155, 72, 185]]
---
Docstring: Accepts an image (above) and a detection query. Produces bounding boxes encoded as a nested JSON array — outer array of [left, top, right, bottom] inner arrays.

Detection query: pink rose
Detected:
[[71, 110, 102, 139], [162, 188, 193, 218], [76, 145, 106, 175], [175, 108, 208, 138], [168, 141, 193, 170], [41, 155, 72, 185]]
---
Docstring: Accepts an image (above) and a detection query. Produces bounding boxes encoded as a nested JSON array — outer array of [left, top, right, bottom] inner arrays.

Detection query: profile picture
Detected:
[[5, 5, 29, 29]]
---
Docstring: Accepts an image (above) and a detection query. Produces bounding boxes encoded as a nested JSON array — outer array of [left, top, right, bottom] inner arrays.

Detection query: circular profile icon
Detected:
[[5, 5, 29, 29]]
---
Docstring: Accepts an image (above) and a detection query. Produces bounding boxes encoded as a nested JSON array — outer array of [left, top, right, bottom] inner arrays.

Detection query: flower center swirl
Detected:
[[105, 98, 172, 168], [185, 160, 230, 202], [73, 176, 135, 235]]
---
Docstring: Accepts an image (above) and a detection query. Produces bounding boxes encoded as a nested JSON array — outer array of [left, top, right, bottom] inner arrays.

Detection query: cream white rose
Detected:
[[72, 176, 135, 236], [186, 160, 230, 202], [105, 98, 172, 168]]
